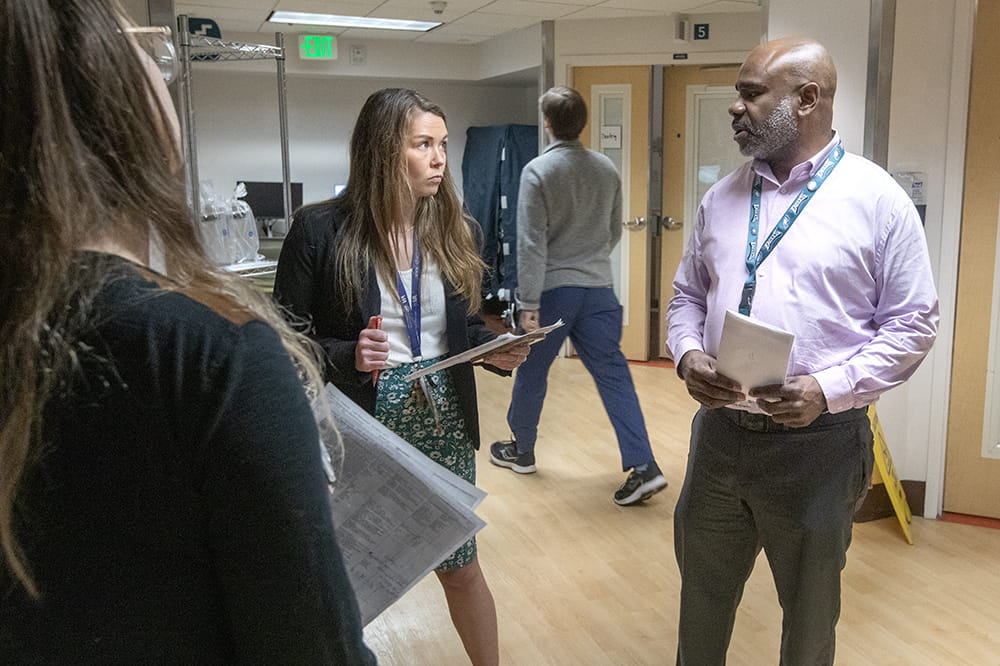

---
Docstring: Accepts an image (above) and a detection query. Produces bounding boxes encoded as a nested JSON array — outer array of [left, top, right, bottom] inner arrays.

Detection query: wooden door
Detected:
[[658, 65, 743, 359], [573, 66, 651, 360], [945, 0, 1000, 519]]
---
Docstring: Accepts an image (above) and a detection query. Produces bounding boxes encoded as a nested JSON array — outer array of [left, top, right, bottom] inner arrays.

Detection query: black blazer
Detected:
[[273, 199, 504, 448]]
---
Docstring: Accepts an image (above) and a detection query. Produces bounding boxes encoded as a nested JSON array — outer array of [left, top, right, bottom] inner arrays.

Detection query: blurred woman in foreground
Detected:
[[0, 1, 375, 662]]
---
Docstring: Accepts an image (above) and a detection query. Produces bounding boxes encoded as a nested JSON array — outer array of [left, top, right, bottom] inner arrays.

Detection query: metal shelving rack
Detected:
[[175, 15, 293, 227]]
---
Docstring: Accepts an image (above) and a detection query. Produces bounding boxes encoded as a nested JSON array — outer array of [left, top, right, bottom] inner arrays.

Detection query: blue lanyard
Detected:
[[393, 232, 442, 431], [739, 143, 844, 315], [395, 231, 423, 360]]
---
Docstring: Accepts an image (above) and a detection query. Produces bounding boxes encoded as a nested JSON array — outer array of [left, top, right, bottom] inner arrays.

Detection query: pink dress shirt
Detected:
[[667, 134, 939, 414]]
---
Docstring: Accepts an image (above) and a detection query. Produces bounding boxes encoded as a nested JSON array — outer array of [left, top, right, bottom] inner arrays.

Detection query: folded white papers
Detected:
[[715, 309, 795, 394]]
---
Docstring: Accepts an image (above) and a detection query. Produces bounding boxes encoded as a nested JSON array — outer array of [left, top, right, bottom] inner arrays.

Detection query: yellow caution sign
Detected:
[[867, 405, 913, 544]]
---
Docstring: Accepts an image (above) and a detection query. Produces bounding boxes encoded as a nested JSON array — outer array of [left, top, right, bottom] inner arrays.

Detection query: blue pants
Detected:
[[506, 286, 654, 471], [674, 406, 873, 665]]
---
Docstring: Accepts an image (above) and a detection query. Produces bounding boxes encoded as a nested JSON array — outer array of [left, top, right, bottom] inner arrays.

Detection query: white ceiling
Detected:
[[176, 0, 761, 44]]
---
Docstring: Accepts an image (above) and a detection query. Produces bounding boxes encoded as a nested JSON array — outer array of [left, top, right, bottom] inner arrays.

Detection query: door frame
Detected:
[[682, 85, 739, 249], [658, 70, 745, 360], [588, 84, 633, 324]]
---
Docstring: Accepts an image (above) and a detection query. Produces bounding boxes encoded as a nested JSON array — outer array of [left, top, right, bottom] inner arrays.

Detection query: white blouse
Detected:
[[376, 257, 448, 367]]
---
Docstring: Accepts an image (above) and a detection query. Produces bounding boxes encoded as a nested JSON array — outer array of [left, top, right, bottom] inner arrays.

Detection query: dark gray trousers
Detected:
[[674, 406, 873, 666]]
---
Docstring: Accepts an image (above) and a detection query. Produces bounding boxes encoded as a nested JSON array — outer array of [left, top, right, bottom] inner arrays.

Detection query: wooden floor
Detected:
[[364, 358, 1000, 665]]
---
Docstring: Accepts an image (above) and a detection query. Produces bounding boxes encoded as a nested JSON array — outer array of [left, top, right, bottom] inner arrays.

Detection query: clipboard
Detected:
[[402, 319, 564, 382]]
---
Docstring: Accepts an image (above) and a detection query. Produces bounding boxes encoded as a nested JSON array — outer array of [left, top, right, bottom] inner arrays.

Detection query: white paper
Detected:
[[600, 125, 622, 148], [715, 309, 795, 394], [318, 384, 486, 625], [402, 319, 565, 381]]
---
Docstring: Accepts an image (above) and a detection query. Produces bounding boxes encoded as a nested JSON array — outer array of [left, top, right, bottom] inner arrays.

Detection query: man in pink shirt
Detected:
[[667, 37, 938, 664]]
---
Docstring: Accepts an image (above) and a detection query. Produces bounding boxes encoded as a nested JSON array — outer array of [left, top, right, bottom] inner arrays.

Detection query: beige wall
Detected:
[[881, 0, 974, 514], [945, 0, 1000, 517]]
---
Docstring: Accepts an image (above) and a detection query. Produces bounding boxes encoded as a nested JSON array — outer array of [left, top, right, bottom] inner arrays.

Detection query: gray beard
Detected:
[[740, 96, 799, 159]]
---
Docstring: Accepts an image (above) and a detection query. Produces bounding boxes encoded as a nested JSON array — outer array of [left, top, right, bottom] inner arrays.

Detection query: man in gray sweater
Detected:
[[489, 86, 667, 505]]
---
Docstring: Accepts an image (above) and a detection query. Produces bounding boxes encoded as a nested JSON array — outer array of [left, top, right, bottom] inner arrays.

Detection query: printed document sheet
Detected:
[[317, 384, 486, 625]]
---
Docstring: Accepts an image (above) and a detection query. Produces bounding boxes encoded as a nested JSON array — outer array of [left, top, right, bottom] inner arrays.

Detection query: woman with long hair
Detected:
[[0, 0, 374, 661], [275, 88, 528, 665]]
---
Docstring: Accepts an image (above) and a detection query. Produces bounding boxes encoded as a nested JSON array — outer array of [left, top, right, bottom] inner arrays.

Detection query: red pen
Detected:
[[369, 315, 382, 385]]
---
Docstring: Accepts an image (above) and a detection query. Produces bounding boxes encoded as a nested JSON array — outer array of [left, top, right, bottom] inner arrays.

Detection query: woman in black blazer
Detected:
[[275, 88, 528, 666]]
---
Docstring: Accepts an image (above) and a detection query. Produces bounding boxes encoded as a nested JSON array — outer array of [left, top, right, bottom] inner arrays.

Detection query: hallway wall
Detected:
[[189, 72, 537, 205]]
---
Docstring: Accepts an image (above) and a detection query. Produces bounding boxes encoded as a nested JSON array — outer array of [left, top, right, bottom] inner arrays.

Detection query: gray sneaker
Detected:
[[614, 462, 667, 505], [489, 440, 537, 474]]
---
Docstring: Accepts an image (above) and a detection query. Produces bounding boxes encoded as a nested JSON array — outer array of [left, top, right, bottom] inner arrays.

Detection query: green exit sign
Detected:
[[299, 34, 337, 60]]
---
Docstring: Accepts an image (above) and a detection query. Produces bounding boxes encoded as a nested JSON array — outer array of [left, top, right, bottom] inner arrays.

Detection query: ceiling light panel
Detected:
[[268, 10, 442, 31]]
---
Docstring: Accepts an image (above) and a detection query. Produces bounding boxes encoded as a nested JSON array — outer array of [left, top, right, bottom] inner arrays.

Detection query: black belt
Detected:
[[715, 406, 869, 433]]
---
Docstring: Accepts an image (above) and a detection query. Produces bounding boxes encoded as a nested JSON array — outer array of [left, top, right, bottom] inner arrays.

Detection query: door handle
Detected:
[[661, 216, 683, 231], [623, 217, 647, 230]]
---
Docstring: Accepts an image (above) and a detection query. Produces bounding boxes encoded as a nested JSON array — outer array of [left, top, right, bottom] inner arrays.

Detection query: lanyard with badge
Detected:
[[395, 231, 443, 432], [738, 142, 844, 316]]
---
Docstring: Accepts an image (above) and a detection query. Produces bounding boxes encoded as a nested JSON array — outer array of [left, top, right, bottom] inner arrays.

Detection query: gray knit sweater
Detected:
[[514, 139, 623, 310]]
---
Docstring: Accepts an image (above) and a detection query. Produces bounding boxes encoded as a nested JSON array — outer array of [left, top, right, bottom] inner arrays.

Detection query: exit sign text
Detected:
[[299, 34, 337, 60]]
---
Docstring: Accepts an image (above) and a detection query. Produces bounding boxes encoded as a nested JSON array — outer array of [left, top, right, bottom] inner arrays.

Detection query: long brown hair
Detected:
[[0, 0, 328, 596], [331, 88, 485, 315]]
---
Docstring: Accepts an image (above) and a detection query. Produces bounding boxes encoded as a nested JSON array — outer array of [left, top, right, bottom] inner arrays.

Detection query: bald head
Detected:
[[746, 37, 837, 100], [730, 37, 838, 178]]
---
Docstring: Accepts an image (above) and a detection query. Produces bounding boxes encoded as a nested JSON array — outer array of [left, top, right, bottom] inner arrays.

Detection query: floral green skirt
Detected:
[[374, 357, 476, 571]]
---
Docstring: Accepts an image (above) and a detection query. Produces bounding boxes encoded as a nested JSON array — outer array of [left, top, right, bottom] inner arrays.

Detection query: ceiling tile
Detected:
[[449, 12, 540, 31], [415, 30, 494, 44], [478, 0, 585, 19], [274, 0, 382, 10], [422, 21, 502, 37], [374, 0, 494, 9], [368, 1, 466, 22], [561, 6, 661, 20], [596, 0, 693, 12], [177, 0, 276, 9], [685, 0, 762, 13], [508, 0, 596, 5]]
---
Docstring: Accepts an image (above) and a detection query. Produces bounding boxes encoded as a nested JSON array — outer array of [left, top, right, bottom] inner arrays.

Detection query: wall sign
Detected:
[[694, 23, 710, 40], [187, 17, 221, 61], [187, 17, 221, 38], [600, 125, 622, 149]]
